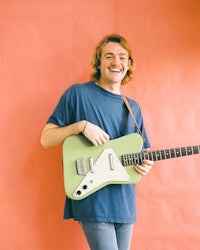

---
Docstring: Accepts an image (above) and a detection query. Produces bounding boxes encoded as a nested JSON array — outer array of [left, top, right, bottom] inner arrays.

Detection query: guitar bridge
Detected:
[[76, 158, 87, 175]]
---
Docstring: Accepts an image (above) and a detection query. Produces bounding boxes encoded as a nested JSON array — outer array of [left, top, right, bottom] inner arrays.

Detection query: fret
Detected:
[[181, 147, 187, 156], [139, 153, 143, 163], [158, 151, 162, 160], [163, 149, 167, 160], [128, 154, 133, 165], [143, 152, 148, 160], [187, 146, 193, 155], [161, 150, 166, 160], [134, 153, 142, 165], [170, 149, 175, 158], [193, 145, 200, 154], [169, 149, 172, 158], [121, 154, 128, 166], [129, 154, 133, 165], [150, 151, 154, 161], [154, 151, 158, 161], [148, 152, 153, 161], [165, 149, 170, 159], [176, 148, 181, 157]]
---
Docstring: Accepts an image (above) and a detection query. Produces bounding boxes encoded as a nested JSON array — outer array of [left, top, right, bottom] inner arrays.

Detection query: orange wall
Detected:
[[1, 1, 200, 249]]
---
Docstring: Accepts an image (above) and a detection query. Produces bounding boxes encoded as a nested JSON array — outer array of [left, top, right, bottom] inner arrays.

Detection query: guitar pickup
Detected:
[[109, 153, 114, 170], [76, 158, 87, 175]]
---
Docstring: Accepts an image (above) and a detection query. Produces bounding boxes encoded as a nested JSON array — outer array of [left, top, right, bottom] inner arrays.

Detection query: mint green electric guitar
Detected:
[[62, 133, 200, 200]]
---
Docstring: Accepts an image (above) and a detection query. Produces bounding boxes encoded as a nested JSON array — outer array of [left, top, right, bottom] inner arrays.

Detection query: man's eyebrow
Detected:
[[104, 52, 128, 56], [104, 52, 113, 55]]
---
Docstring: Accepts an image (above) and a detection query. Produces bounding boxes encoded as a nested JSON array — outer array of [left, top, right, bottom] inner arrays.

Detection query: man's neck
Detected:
[[95, 81, 121, 95]]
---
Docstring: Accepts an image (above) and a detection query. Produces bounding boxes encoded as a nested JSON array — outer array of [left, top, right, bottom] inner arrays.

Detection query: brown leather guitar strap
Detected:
[[122, 95, 146, 142]]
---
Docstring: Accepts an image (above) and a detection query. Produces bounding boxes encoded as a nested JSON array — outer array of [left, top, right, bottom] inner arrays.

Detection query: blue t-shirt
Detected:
[[47, 81, 150, 223]]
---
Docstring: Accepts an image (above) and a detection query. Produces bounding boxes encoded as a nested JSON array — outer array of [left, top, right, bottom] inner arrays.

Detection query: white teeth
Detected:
[[109, 68, 121, 72]]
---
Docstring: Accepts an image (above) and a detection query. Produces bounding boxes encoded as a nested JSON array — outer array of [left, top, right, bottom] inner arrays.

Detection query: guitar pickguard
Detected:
[[73, 148, 130, 199]]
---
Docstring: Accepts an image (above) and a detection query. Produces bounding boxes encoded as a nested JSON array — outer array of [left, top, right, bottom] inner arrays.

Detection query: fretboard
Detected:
[[121, 145, 200, 166]]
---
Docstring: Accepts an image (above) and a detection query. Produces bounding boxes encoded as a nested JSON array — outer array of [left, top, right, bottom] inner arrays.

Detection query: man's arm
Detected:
[[40, 121, 110, 148], [40, 121, 86, 148]]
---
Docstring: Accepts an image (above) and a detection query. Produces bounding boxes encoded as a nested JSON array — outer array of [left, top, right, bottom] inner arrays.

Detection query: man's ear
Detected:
[[128, 59, 131, 67]]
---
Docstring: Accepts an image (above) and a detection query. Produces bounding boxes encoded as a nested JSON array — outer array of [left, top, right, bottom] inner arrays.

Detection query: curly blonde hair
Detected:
[[90, 34, 135, 85]]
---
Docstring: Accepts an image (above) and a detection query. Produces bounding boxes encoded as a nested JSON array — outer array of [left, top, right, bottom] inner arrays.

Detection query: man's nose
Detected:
[[111, 56, 120, 65]]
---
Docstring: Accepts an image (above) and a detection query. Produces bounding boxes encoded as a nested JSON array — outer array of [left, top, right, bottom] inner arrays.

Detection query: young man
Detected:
[[41, 34, 154, 250]]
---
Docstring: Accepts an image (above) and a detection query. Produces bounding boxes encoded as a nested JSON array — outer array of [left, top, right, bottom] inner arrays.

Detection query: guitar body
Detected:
[[63, 133, 143, 200]]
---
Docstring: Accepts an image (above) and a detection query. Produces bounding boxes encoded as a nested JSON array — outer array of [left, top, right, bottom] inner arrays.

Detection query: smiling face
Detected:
[[98, 42, 131, 92]]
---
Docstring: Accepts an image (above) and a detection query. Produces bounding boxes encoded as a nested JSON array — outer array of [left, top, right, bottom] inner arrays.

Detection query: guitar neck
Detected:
[[122, 145, 200, 166]]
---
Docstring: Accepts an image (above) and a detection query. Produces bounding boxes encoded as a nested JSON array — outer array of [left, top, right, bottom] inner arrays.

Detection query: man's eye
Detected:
[[106, 55, 112, 59]]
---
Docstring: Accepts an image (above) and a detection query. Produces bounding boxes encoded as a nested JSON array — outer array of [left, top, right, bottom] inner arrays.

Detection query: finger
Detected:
[[95, 137, 103, 145], [100, 135, 109, 143], [96, 136, 109, 145], [92, 137, 105, 146], [102, 133, 110, 141], [142, 160, 154, 169], [135, 164, 150, 176], [91, 138, 99, 147]]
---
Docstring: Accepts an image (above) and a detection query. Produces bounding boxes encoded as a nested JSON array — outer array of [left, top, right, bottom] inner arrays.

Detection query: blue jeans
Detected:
[[79, 222, 133, 250]]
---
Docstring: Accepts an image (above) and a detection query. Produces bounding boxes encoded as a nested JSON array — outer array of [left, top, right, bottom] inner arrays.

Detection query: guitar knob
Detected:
[[76, 190, 81, 196], [82, 185, 88, 190]]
